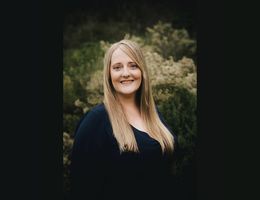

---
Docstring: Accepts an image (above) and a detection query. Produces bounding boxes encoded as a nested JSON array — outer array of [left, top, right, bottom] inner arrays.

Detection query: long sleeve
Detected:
[[70, 109, 108, 200]]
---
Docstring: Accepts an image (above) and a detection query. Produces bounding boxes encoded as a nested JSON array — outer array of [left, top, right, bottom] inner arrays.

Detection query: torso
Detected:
[[71, 103, 176, 200]]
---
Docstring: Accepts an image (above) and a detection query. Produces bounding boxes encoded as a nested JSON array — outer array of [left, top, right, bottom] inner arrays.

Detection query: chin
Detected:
[[116, 89, 138, 96], [119, 91, 136, 95]]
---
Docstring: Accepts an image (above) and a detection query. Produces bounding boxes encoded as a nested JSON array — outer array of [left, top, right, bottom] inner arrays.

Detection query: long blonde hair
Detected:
[[103, 39, 175, 154]]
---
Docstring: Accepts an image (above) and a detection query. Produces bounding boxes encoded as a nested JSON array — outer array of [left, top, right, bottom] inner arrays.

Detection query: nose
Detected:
[[121, 66, 130, 78]]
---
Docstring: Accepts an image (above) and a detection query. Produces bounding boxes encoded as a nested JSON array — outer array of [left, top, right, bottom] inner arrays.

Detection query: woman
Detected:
[[70, 39, 178, 200]]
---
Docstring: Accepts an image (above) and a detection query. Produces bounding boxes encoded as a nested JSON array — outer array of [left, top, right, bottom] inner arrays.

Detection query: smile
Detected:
[[120, 80, 134, 84]]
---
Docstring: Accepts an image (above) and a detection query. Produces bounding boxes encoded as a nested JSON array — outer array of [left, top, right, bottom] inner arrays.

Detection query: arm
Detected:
[[70, 110, 107, 200]]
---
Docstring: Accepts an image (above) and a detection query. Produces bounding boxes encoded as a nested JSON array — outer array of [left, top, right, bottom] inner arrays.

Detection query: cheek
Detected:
[[134, 70, 142, 81], [110, 71, 120, 86]]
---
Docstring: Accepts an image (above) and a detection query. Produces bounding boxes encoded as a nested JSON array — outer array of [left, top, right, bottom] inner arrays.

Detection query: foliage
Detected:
[[64, 18, 134, 49], [63, 41, 105, 112], [63, 132, 74, 195], [63, 114, 81, 136], [156, 87, 197, 175], [146, 21, 196, 61]]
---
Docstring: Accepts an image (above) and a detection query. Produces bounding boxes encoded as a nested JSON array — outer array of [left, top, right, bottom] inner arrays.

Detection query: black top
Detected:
[[70, 104, 178, 200]]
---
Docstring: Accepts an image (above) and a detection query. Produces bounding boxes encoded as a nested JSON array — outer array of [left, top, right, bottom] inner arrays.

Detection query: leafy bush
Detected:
[[146, 21, 196, 61], [63, 114, 81, 136], [63, 132, 74, 197], [156, 87, 197, 175], [64, 18, 134, 49], [63, 41, 105, 112]]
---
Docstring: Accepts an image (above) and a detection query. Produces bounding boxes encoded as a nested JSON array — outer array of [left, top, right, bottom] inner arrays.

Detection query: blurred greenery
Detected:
[[146, 21, 196, 61], [63, 3, 196, 198]]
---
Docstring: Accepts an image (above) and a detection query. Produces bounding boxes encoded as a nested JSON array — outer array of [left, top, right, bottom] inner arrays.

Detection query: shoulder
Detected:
[[74, 104, 107, 138], [79, 103, 107, 125], [90, 103, 107, 116], [73, 104, 109, 156]]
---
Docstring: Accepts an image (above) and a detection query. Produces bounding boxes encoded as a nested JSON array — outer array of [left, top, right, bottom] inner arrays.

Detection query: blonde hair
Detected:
[[103, 39, 175, 154]]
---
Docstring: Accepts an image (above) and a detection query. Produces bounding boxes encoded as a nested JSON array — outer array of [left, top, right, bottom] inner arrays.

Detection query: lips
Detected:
[[120, 80, 134, 84]]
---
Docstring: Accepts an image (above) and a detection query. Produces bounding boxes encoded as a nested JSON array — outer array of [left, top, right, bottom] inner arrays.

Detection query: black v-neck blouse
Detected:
[[70, 104, 178, 200]]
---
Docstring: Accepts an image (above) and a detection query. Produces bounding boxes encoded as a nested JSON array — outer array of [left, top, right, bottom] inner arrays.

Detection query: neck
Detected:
[[117, 93, 138, 111]]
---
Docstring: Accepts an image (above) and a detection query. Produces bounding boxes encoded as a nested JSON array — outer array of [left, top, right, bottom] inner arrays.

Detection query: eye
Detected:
[[130, 64, 138, 69], [112, 65, 122, 71]]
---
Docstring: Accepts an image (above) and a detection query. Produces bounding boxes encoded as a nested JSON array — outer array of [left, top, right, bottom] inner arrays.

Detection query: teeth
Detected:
[[121, 80, 133, 83]]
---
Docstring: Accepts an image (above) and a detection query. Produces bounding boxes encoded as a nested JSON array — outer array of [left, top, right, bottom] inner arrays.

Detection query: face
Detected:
[[110, 48, 142, 99]]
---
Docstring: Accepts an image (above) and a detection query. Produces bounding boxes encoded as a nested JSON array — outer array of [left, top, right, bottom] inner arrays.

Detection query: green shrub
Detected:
[[156, 87, 197, 176], [146, 21, 196, 61], [63, 132, 74, 196], [63, 114, 81, 136]]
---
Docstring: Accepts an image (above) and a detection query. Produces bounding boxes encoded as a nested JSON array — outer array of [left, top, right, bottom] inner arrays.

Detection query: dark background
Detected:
[[64, 0, 196, 47], [0, 0, 223, 200]]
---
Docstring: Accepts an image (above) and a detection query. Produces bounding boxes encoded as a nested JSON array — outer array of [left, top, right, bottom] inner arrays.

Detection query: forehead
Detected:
[[111, 48, 134, 65]]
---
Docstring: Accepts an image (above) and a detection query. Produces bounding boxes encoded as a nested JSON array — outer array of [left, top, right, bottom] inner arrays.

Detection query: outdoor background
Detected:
[[63, 0, 197, 199]]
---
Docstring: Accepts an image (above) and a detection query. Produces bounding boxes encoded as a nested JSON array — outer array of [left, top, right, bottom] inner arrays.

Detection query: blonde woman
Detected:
[[70, 40, 178, 200]]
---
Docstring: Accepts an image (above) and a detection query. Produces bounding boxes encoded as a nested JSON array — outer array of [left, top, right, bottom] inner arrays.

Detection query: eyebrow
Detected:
[[111, 62, 136, 67]]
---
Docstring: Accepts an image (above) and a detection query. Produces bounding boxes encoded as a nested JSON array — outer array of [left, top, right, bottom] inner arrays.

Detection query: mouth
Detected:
[[120, 80, 134, 84]]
